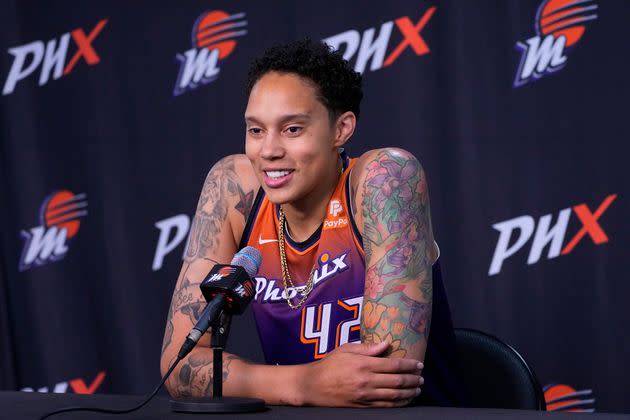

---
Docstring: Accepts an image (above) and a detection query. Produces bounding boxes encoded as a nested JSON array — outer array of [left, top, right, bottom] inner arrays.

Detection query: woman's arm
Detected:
[[353, 148, 435, 362], [159, 154, 301, 401], [162, 254, 306, 405], [160, 153, 423, 406]]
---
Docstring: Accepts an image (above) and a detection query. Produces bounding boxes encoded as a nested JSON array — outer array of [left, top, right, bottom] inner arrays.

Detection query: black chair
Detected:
[[454, 328, 546, 410]]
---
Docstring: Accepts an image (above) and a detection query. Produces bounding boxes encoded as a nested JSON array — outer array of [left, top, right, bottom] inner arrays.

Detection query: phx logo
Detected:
[[22, 371, 106, 394], [544, 383, 595, 412], [19, 191, 88, 272], [174, 10, 247, 96], [3, 19, 107, 95], [489, 194, 615, 275], [514, 0, 598, 87], [323, 6, 436, 74]]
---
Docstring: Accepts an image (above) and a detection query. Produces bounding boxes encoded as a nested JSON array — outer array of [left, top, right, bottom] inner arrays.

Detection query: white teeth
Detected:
[[265, 170, 291, 179]]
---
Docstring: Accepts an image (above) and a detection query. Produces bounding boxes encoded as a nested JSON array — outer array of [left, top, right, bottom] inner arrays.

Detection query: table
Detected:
[[2, 391, 628, 419]]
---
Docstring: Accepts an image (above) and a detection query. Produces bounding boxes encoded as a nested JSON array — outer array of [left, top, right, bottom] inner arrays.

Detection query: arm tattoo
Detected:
[[175, 352, 213, 398], [235, 185, 254, 221], [162, 265, 206, 357], [162, 275, 183, 357], [165, 264, 247, 397], [162, 263, 190, 358], [166, 156, 254, 397], [171, 276, 207, 324], [172, 353, 243, 398], [162, 308, 174, 357], [360, 150, 433, 358], [185, 157, 254, 261]]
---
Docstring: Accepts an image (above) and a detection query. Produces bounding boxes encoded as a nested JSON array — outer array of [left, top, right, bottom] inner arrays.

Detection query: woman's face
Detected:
[[245, 72, 340, 206]]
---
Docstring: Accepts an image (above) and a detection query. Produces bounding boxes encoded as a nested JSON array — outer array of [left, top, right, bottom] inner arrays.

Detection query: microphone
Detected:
[[170, 246, 266, 412], [177, 246, 262, 359]]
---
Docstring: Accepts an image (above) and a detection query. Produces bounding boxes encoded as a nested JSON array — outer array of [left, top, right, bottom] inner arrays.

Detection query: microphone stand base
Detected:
[[170, 397, 266, 413]]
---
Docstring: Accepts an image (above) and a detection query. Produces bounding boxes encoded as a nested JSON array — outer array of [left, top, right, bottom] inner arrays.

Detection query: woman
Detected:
[[161, 39, 462, 407]]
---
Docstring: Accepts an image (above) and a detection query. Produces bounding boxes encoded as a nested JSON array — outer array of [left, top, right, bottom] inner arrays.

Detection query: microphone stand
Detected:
[[210, 311, 231, 399], [170, 311, 266, 413]]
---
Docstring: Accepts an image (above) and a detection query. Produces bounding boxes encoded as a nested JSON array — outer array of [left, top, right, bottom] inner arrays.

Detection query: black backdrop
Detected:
[[1, 0, 628, 413]]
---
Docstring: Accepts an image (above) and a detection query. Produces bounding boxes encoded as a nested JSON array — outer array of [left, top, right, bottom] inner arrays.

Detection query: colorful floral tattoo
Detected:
[[360, 150, 433, 358]]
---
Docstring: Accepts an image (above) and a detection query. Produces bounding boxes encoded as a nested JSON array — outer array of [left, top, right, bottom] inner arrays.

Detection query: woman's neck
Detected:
[[281, 157, 342, 242]]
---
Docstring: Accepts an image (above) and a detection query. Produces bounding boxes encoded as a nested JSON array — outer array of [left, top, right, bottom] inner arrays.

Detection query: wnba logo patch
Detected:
[[173, 10, 247, 96], [514, 0, 598, 87], [19, 190, 88, 271]]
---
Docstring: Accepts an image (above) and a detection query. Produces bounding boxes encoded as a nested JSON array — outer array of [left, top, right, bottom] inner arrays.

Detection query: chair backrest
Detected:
[[454, 328, 546, 410]]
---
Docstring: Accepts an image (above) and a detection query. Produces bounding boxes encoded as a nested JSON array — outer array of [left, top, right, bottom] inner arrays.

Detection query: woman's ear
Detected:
[[333, 111, 356, 148]]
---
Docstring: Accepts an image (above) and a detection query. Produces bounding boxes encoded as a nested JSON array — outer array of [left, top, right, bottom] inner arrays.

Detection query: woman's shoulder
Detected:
[[353, 147, 422, 172], [351, 147, 424, 194], [350, 148, 425, 228], [204, 154, 260, 199], [203, 154, 260, 247]]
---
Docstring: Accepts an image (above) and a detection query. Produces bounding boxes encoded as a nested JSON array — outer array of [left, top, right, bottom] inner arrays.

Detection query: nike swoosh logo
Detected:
[[258, 235, 279, 245]]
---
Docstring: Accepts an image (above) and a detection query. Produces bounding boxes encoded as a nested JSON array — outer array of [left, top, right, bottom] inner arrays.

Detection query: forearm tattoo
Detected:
[[162, 267, 207, 359], [360, 150, 433, 357], [164, 267, 247, 398], [171, 353, 242, 398]]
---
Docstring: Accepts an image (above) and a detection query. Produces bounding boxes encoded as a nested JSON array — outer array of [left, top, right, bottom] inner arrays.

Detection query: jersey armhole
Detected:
[[238, 187, 265, 250], [345, 169, 364, 253]]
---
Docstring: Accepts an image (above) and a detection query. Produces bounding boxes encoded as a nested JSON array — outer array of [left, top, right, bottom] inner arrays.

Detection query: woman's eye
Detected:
[[286, 126, 302, 134], [248, 128, 262, 135]]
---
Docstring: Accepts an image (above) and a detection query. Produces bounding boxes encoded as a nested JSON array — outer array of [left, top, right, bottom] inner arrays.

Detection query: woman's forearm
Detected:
[[163, 347, 307, 405]]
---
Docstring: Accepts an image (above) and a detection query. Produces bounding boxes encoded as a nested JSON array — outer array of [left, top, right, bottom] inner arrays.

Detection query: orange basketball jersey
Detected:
[[239, 152, 366, 364]]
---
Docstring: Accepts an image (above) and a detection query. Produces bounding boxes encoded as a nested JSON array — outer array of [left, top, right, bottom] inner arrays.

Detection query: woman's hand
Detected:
[[299, 340, 424, 407]]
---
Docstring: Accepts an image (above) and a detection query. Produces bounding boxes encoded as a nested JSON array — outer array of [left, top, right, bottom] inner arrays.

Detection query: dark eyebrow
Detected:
[[244, 116, 263, 125], [244, 113, 311, 125], [279, 113, 311, 123]]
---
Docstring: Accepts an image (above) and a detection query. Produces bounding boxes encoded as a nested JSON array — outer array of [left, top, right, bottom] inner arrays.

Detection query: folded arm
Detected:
[[354, 148, 435, 362]]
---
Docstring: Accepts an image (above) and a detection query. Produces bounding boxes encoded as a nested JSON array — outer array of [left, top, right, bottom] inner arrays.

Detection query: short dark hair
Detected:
[[245, 39, 363, 121]]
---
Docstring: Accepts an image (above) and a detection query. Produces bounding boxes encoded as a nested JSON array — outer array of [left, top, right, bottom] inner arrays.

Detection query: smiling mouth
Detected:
[[264, 170, 294, 179]]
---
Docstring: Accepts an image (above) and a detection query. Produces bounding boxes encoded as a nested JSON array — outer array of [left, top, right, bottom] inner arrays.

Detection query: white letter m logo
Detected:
[[19, 226, 69, 271], [514, 34, 567, 87]]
